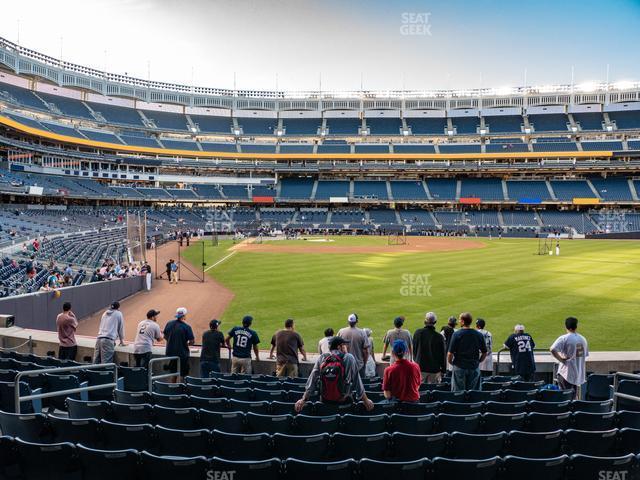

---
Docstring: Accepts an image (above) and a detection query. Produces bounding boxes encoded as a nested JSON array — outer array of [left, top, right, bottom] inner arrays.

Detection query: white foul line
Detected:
[[204, 251, 237, 272]]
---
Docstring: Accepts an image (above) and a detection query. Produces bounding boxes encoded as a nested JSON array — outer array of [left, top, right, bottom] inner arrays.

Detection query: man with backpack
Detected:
[[294, 336, 374, 413]]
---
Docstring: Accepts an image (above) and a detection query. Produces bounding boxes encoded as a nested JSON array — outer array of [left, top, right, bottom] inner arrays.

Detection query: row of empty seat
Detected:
[[1, 435, 639, 480]]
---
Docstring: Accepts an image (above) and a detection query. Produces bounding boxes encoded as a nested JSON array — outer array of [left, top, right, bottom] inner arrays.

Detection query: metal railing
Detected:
[[0, 336, 33, 354], [14, 363, 117, 414], [147, 357, 180, 392], [613, 372, 640, 411], [493, 346, 548, 376]]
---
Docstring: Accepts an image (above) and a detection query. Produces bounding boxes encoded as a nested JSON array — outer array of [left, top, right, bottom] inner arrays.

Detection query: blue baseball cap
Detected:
[[392, 339, 408, 356]]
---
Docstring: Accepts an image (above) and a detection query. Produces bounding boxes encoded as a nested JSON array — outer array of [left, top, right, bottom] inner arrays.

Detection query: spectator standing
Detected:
[[163, 307, 195, 382], [226, 315, 260, 374], [504, 324, 536, 381], [169, 260, 179, 284], [382, 316, 413, 363], [447, 312, 487, 391], [165, 260, 172, 281], [294, 336, 374, 412], [363, 328, 377, 378], [93, 301, 125, 364], [413, 312, 446, 383], [382, 339, 421, 402], [143, 262, 152, 290], [476, 318, 493, 376], [441, 316, 458, 371], [318, 328, 334, 355], [269, 319, 307, 377], [441, 316, 457, 351], [337, 313, 369, 378], [550, 317, 589, 399], [132, 309, 163, 368], [200, 319, 227, 377], [56, 302, 78, 360]]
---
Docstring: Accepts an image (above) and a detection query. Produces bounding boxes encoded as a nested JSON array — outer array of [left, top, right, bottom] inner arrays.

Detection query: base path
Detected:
[[77, 241, 234, 342], [233, 236, 486, 254]]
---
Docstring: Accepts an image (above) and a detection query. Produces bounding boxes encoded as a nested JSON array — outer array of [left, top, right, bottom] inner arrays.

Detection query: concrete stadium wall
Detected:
[[0, 277, 145, 332], [586, 231, 640, 239]]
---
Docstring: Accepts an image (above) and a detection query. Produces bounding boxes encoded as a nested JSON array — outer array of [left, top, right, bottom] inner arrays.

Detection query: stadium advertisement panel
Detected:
[[518, 197, 543, 204], [573, 198, 600, 205]]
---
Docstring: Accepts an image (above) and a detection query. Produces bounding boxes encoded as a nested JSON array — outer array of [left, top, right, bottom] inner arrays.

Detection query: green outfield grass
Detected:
[[183, 237, 640, 351]]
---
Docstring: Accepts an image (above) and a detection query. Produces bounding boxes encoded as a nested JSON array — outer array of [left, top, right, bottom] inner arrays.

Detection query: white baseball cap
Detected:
[[176, 307, 188, 318], [514, 324, 525, 332], [348, 313, 358, 324]]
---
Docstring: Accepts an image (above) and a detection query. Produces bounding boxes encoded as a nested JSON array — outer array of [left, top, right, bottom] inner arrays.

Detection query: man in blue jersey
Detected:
[[504, 324, 536, 381], [226, 315, 260, 374]]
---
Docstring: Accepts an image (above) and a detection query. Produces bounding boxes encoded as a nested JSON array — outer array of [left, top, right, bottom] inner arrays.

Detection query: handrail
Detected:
[[14, 363, 117, 414], [613, 372, 640, 410], [0, 337, 33, 353], [147, 356, 180, 392], [493, 346, 548, 375]]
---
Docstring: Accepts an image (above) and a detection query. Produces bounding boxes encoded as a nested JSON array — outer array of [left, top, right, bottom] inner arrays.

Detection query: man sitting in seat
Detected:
[[382, 339, 421, 402], [295, 336, 374, 412]]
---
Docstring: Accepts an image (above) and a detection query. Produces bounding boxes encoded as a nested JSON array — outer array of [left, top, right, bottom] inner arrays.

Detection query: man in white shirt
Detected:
[[133, 309, 163, 368], [550, 316, 589, 399], [476, 318, 493, 376], [317, 328, 334, 355]]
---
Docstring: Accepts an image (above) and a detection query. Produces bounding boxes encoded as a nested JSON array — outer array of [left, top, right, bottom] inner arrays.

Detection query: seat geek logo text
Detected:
[[400, 273, 432, 296], [206, 471, 236, 480], [400, 12, 432, 36]]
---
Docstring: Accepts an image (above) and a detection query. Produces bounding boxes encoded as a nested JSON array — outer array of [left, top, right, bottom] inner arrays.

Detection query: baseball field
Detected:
[[183, 236, 640, 351]]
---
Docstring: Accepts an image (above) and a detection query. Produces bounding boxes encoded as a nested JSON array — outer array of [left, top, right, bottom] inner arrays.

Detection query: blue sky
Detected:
[[2, 0, 639, 91]]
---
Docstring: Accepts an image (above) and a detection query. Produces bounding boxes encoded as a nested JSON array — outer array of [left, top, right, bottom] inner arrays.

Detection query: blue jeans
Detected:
[[200, 360, 220, 378], [451, 365, 481, 391]]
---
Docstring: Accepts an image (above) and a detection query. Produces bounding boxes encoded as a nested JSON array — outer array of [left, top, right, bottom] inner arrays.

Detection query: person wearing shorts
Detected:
[[226, 315, 260, 374]]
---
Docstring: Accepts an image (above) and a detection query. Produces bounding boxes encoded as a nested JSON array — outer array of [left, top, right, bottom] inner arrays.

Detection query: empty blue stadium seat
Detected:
[[406, 117, 447, 135]]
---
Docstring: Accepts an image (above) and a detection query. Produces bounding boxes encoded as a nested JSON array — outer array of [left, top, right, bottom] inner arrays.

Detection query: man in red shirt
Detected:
[[383, 339, 421, 402]]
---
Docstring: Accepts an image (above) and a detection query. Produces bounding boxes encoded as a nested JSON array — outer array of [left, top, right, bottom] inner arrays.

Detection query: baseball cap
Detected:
[[392, 339, 408, 356], [329, 336, 350, 350], [242, 315, 253, 326], [146, 309, 160, 318], [348, 313, 358, 324], [111, 301, 120, 310], [210, 319, 221, 329], [515, 324, 525, 332], [175, 307, 188, 318], [393, 316, 404, 327]]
